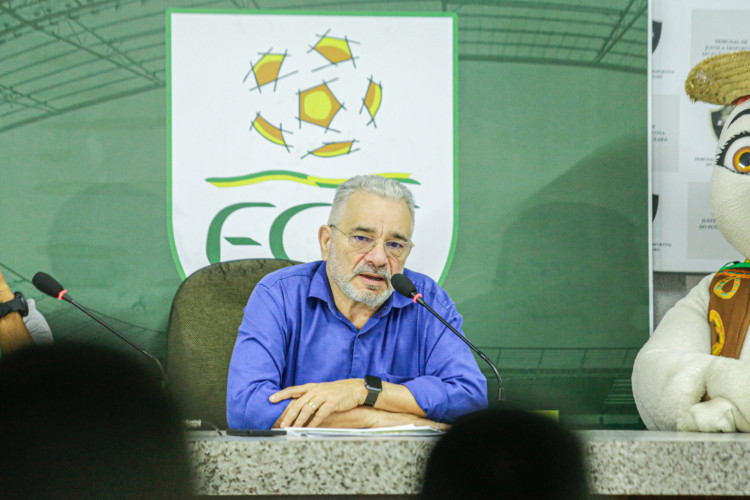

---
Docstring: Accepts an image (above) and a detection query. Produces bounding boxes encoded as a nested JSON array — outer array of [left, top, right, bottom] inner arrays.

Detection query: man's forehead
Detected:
[[339, 191, 411, 232], [342, 190, 409, 212]]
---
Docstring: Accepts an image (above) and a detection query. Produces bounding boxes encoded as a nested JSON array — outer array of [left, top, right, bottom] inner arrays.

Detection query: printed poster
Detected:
[[651, 0, 748, 272], [169, 11, 457, 281]]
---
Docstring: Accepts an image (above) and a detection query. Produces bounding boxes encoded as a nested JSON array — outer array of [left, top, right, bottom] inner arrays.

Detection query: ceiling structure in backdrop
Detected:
[[0, 0, 647, 133]]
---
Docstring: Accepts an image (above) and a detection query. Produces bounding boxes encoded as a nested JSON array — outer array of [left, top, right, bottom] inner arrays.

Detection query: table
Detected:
[[187, 430, 750, 497]]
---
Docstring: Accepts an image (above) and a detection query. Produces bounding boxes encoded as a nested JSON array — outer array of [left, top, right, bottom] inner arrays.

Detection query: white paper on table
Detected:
[[284, 424, 444, 437]]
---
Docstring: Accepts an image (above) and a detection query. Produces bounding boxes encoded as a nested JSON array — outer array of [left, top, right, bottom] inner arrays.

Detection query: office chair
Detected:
[[166, 258, 299, 429]]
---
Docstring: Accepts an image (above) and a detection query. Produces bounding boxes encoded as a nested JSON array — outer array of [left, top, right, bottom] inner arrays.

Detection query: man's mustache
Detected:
[[350, 264, 392, 280]]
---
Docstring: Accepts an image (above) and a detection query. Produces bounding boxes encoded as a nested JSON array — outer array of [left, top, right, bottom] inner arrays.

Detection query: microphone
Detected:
[[391, 273, 505, 402], [32, 272, 167, 385]]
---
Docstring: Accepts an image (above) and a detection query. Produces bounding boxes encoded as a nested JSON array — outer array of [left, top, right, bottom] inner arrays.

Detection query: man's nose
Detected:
[[363, 240, 390, 267]]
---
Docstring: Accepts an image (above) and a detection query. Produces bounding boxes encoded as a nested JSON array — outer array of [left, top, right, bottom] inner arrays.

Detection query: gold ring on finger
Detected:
[[308, 402, 317, 411]]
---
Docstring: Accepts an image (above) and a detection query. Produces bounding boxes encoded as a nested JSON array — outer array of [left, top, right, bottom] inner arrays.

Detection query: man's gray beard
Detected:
[[327, 244, 394, 307]]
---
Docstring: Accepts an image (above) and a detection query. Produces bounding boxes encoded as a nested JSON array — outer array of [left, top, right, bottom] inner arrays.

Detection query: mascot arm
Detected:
[[632, 274, 716, 430], [701, 358, 750, 431], [677, 396, 743, 432], [634, 273, 750, 431]]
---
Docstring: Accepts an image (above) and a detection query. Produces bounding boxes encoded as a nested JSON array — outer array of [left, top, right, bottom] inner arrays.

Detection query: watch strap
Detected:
[[0, 292, 28, 319], [363, 375, 382, 406]]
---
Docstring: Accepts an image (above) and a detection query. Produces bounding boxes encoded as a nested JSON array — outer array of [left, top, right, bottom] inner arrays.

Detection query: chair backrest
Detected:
[[166, 258, 299, 429]]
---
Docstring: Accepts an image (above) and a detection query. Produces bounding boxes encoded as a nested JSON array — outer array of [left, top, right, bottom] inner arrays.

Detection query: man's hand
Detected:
[[317, 406, 450, 431], [0, 265, 33, 353], [270, 379, 367, 428], [274, 404, 450, 431]]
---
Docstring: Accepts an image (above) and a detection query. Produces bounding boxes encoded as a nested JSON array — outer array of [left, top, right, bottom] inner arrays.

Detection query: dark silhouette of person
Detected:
[[421, 407, 588, 500], [0, 343, 194, 498]]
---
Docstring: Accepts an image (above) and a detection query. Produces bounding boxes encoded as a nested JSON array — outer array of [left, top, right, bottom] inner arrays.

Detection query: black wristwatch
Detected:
[[364, 375, 382, 406], [0, 291, 29, 319]]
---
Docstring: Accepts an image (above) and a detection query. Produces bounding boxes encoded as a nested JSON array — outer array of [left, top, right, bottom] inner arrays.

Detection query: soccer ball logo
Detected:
[[245, 30, 380, 160]]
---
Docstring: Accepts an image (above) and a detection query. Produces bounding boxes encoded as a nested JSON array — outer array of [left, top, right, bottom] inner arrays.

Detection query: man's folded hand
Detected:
[[270, 378, 367, 428]]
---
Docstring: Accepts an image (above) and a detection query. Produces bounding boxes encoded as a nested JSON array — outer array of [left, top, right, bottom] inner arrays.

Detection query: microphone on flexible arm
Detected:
[[32, 272, 167, 385], [390, 273, 505, 402]]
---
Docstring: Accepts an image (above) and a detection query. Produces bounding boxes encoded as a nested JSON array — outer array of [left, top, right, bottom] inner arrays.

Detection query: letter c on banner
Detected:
[[269, 203, 331, 259]]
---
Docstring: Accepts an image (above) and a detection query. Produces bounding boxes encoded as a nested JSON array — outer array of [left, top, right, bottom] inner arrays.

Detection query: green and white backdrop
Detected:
[[0, 0, 649, 429]]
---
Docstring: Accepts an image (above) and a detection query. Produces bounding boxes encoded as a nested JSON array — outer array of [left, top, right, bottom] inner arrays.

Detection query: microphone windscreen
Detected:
[[391, 273, 417, 298], [32, 272, 65, 298]]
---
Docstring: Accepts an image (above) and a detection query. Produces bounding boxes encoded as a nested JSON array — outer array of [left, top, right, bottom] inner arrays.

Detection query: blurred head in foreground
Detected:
[[421, 407, 588, 500], [0, 343, 193, 499]]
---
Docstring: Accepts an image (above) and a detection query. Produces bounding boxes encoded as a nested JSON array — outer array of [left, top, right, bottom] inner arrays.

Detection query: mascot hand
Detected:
[[677, 397, 738, 432]]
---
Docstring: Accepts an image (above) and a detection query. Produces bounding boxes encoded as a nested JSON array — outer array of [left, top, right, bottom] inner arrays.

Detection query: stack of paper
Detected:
[[284, 424, 444, 437]]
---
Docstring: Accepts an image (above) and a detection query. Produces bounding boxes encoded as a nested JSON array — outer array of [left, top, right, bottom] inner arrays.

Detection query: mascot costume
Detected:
[[633, 51, 750, 432]]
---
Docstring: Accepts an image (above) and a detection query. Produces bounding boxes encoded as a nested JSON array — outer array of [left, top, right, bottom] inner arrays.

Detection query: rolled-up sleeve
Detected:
[[226, 283, 290, 429], [403, 300, 488, 422]]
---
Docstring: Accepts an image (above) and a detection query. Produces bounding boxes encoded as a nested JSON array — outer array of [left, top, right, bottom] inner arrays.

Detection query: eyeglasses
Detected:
[[330, 225, 413, 259]]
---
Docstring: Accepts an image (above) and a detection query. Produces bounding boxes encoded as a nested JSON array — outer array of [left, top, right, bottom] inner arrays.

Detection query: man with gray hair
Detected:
[[227, 175, 487, 429]]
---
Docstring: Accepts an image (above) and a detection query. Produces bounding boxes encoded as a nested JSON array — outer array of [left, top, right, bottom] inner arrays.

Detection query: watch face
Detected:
[[363, 375, 382, 406], [16, 292, 28, 317], [365, 375, 382, 391]]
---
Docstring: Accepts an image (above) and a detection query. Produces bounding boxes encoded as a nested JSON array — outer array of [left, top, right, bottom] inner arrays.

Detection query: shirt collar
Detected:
[[308, 261, 414, 315]]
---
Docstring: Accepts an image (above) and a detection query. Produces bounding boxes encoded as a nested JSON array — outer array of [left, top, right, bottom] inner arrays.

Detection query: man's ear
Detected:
[[319, 225, 332, 260]]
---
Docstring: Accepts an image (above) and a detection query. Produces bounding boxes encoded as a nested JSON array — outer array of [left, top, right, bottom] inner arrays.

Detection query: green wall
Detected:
[[0, 13, 648, 429], [450, 61, 648, 426]]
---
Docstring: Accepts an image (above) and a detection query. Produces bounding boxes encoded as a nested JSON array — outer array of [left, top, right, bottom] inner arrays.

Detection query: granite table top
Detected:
[[186, 430, 750, 496]]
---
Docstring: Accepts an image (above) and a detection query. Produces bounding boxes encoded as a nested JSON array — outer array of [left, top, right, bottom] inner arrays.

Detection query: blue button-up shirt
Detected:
[[226, 261, 488, 429]]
